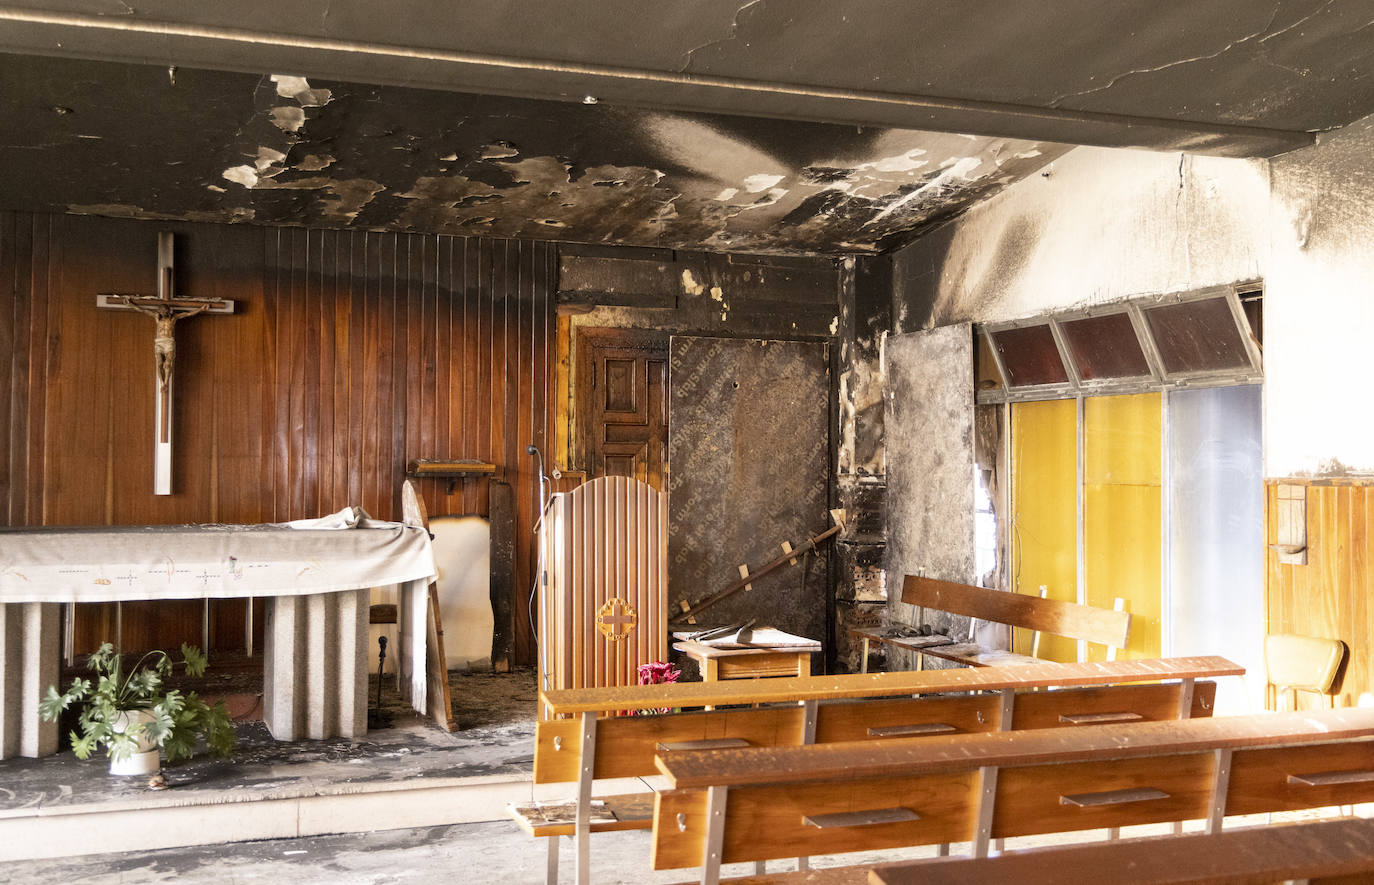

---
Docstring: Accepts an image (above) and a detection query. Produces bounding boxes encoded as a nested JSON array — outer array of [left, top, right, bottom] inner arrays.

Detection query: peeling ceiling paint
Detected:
[[0, 54, 1068, 255]]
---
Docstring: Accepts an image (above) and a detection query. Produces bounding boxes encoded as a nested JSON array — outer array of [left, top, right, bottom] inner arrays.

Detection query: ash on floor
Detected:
[[0, 668, 540, 814]]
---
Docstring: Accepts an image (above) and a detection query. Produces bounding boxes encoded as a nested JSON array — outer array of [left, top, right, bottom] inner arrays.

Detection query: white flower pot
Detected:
[[109, 709, 160, 776]]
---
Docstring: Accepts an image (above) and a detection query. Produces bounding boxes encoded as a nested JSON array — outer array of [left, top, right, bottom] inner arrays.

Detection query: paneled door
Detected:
[[575, 328, 669, 490]]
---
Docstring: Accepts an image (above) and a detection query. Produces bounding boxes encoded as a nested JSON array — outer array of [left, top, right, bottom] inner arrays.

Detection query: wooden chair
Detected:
[[1265, 633, 1345, 711]]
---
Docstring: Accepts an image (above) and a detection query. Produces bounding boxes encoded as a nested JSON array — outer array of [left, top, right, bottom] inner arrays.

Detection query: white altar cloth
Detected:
[[0, 520, 437, 749], [0, 521, 435, 603]]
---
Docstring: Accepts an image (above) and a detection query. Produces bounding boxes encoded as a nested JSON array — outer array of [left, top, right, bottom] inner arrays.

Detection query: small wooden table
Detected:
[[672, 629, 820, 682]]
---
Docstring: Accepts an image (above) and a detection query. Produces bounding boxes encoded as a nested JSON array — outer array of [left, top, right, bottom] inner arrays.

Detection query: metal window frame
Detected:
[[1135, 285, 1263, 386], [975, 283, 1263, 405], [1054, 305, 1159, 393], [981, 321, 1076, 402]]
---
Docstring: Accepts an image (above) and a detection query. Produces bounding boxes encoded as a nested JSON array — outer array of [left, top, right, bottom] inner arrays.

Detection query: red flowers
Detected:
[[635, 660, 682, 715]]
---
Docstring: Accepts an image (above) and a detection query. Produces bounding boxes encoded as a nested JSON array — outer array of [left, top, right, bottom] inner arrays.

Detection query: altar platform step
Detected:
[[0, 668, 565, 861]]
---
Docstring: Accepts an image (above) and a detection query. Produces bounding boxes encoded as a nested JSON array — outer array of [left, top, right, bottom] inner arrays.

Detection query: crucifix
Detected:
[[97, 232, 234, 495]]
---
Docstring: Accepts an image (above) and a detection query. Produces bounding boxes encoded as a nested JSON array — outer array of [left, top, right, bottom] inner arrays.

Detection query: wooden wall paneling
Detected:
[[1265, 480, 1374, 708], [513, 242, 535, 664], [1334, 486, 1353, 695], [0, 213, 14, 527], [492, 240, 511, 533], [402, 233, 423, 518], [315, 229, 336, 517], [1355, 490, 1372, 708], [3, 215, 557, 664], [6, 213, 33, 526], [457, 238, 474, 515]]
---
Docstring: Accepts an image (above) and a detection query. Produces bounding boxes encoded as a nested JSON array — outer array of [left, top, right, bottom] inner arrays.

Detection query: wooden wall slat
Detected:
[[0, 212, 15, 523], [1, 213, 555, 662], [1265, 479, 1374, 708]]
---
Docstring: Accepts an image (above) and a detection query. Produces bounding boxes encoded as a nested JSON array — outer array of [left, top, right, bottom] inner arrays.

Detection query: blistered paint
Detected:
[[270, 106, 306, 133], [13, 56, 1066, 255], [743, 173, 785, 192], [271, 75, 333, 108], [681, 268, 705, 296]]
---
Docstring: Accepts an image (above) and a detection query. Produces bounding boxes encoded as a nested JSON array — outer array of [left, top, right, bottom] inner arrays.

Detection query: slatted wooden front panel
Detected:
[[0, 212, 553, 662], [1265, 479, 1372, 708], [540, 475, 667, 694]]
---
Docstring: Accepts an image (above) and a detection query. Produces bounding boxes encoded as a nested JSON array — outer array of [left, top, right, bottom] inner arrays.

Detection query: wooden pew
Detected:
[[868, 816, 1374, 885], [520, 656, 1240, 884], [663, 817, 1374, 885], [651, 706, 1374, 885], [894, 575, 1133, 667]]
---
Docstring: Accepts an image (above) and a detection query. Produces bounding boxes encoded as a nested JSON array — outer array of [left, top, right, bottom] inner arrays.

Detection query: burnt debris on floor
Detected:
[[0, 668, 539, 815]]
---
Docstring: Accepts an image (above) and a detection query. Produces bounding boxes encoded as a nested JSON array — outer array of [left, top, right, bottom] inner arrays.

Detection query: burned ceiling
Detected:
[[3, 1, 1374, 255], [0, 54, 1066, 255]]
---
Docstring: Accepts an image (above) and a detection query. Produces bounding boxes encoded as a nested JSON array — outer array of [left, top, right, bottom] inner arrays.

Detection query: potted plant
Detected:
[[39, 642, 236, 775]]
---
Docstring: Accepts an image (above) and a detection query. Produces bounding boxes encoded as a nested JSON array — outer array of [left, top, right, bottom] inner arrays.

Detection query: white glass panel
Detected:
[[1168, 385, 1263, 713]]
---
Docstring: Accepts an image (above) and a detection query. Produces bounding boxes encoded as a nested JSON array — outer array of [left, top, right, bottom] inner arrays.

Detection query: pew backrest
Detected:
[[534, 679, 1217, 783], [902, 575, 1131, 651]]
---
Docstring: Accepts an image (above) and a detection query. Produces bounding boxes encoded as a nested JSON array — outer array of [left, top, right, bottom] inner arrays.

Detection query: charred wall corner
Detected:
[[834, 476, 887, 672], [834, 253, 894, 672]]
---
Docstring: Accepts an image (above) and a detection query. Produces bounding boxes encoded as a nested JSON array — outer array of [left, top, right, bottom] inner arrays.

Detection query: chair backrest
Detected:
[[1265, 633, 1344, 703]]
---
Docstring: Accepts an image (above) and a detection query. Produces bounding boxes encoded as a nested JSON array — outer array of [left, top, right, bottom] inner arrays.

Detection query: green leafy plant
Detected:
[[38, 643, 236, 764]]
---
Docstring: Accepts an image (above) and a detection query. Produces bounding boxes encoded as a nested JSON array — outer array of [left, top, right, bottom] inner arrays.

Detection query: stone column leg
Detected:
[[264, 590, 369, 741], [0, 602, 60, 759], [396, 579, 428, 716]]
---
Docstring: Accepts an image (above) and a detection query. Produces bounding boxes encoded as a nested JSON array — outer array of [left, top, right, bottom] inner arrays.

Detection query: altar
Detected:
[[0, 518, 436, 759]]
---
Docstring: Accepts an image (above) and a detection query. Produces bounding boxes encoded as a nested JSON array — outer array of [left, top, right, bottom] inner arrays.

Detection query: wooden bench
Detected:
[[854, 576, 1132, 670], [519, 655, 1240, 884], [650, 706, 1374, 885], [868, 815, 1374, 884], [662, 816, 1374, 885]]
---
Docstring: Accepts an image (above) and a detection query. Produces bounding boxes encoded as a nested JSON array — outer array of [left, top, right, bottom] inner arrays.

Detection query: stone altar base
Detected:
[[264, 589, 369, 741], [0, 602, 59, 759]]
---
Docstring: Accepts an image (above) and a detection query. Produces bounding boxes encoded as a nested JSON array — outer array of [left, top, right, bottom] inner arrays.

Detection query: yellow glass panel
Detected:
[[1011, 399, 1078, 662], [1084, 393, 1162, 661]]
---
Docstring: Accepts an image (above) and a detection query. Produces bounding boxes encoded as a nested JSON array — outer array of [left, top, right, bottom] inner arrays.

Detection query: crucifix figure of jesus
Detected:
[[97, 232, 234, 495]]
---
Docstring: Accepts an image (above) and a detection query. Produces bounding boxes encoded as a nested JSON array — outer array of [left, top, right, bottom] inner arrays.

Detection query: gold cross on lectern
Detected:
[[96, 232, 234, 495], [596, 598, 638, 642]]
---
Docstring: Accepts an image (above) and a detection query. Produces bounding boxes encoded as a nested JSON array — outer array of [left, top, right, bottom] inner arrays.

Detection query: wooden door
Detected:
[[576, 328, 669, 490]]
